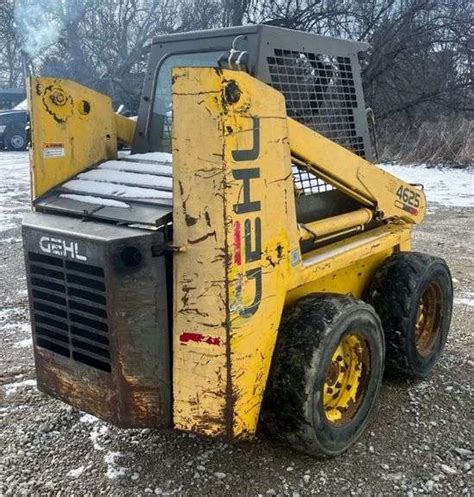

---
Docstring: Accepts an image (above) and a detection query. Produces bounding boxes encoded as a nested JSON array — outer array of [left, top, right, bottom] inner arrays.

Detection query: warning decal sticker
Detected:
[[43, 143, 65, 158]]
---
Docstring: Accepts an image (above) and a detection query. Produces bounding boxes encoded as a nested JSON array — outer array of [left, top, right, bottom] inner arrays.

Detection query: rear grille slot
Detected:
[[36, 337, 70, 357], [68, 287, 106, 305], [71, 338, 110, 358], [30, 277, 65, 293], [71, 326, 109, 345], [70, 313, 109, 332], [29, 252, 63, 266], [27, 251, 111, 373], [72, 351, 111, 372], [36, 326, 70, 344], [33, 301, 68, 319], [67, 273, 105, 291], [35, 314, 68, 331]]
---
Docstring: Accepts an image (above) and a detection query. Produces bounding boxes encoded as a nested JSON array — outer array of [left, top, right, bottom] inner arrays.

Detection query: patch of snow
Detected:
[[59, 194, 130, 208], [3, 379, 36, 396], [2, 322, 31, 336], [0, 237, 22, 243], [0, 151, 30, 233], [104, 451, 128, 479], [67, 466, 85, 478], [62, 179, 172, 200], [78, 168, 172, 189], [0, 405, 28, 416], [101, 160, 171, 176], [14, 338, 32, 349], [454, 292, 474, 307], [0, 307, 17, 322], [129, 151, 172, 163], [80, 413, 99, 424], [379, 164, 474, 207], [89, 423, 109, 450]]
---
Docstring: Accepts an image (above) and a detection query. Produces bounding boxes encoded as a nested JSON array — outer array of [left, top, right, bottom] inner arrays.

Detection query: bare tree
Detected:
[[3, 0, 472, 163], [0, 0, 24, 87]]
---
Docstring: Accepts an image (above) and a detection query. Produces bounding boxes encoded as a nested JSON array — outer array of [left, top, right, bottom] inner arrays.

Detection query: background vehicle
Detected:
[[21, 25, 453, 457], [0, 99, 28, 151], [0, 87, 26, 109]]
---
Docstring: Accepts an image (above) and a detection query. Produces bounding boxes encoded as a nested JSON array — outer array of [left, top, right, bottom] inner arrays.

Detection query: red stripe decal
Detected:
[[179, 332, 221, 346], [233, 220, 242, 265]]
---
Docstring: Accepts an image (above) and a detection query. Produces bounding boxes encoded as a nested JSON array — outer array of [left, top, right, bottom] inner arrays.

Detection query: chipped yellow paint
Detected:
[[27, 77, 121, 198], [287, 224, 411, 304], [172, 67, 416, 439], [29, 68, 421, 440], [172, 67, 299, 437], [115, 113, 136, 145], [172, 68, 228, 436]]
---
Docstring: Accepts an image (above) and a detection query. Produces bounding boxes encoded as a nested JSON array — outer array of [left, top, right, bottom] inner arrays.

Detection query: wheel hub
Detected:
[[323, 333, 370, 425], [415, 281, 442, 357], [11, 134, 25, 149]]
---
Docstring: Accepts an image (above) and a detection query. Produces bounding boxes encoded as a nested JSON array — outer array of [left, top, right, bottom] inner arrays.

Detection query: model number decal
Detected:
[[40, 236, 87, 261], [396, 186, 420, 208]]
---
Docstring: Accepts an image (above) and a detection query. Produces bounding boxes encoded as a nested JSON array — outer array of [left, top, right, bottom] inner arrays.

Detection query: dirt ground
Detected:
[[1, 152, 473, 496]]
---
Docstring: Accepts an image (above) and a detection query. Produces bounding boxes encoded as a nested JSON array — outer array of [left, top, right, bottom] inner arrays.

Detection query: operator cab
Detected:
[[134, 25, 373, 233]]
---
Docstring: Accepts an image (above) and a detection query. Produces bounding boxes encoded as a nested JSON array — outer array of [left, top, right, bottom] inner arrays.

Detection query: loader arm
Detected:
[[288, 118, 426, 225]]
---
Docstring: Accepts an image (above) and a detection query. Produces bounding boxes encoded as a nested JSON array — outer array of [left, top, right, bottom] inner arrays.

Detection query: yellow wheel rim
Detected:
[[415, 281, 442, 357], [323, 333, 370, 425]]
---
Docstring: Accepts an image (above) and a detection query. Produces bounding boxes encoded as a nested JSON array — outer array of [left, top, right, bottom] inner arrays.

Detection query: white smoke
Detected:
[[14, 0, 86, 59]]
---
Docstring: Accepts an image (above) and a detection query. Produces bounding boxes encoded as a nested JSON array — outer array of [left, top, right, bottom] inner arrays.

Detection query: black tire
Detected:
[[366, 252, 453, 379], [4, 128, 27, 151], [261, 294, 385, 457]]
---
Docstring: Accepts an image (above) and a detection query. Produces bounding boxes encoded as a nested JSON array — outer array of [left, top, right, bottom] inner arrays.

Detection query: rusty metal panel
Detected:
[[22, 212, 171, 427]]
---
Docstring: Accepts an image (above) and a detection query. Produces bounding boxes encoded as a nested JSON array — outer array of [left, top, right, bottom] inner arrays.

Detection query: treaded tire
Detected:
[[261, 294, 385, 457], [366, 252, 453, 379]]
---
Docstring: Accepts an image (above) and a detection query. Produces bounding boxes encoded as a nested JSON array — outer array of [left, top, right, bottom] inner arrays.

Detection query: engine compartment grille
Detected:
[[28, 252, 111, 372]]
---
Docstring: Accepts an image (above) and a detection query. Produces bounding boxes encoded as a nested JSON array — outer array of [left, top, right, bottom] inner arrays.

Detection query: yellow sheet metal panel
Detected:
[[172, 67, 417, 440], [172, 67, 229, 436], [115, 113, 136, 146], [27, 77, 118, 198], [287, 228, 411, 305], [172, 67, 300, 438], [288, 118, 426, 225], [291, 224, 411, 292], [223, 74, 300, 438]]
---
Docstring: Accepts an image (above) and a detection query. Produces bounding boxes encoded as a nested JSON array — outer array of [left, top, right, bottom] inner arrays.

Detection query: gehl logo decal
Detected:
[[40, 236, 87, 261], [232, 116, 262, 318]]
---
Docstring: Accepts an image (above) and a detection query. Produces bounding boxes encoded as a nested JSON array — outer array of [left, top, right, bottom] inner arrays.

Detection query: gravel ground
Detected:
[[1, 152, 473, 496]]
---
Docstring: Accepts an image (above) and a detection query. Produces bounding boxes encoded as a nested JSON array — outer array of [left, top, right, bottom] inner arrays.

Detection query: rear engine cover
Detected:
[[22, 212, 171, 427]]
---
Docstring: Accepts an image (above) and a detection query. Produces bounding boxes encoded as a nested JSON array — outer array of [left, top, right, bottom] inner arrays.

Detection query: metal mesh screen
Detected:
[[292, 164, 334, 195], [267, 49, 366, 158]]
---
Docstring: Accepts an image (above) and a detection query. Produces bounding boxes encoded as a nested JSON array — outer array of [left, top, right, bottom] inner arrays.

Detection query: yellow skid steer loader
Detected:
[[22, 25, 453, 456]]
